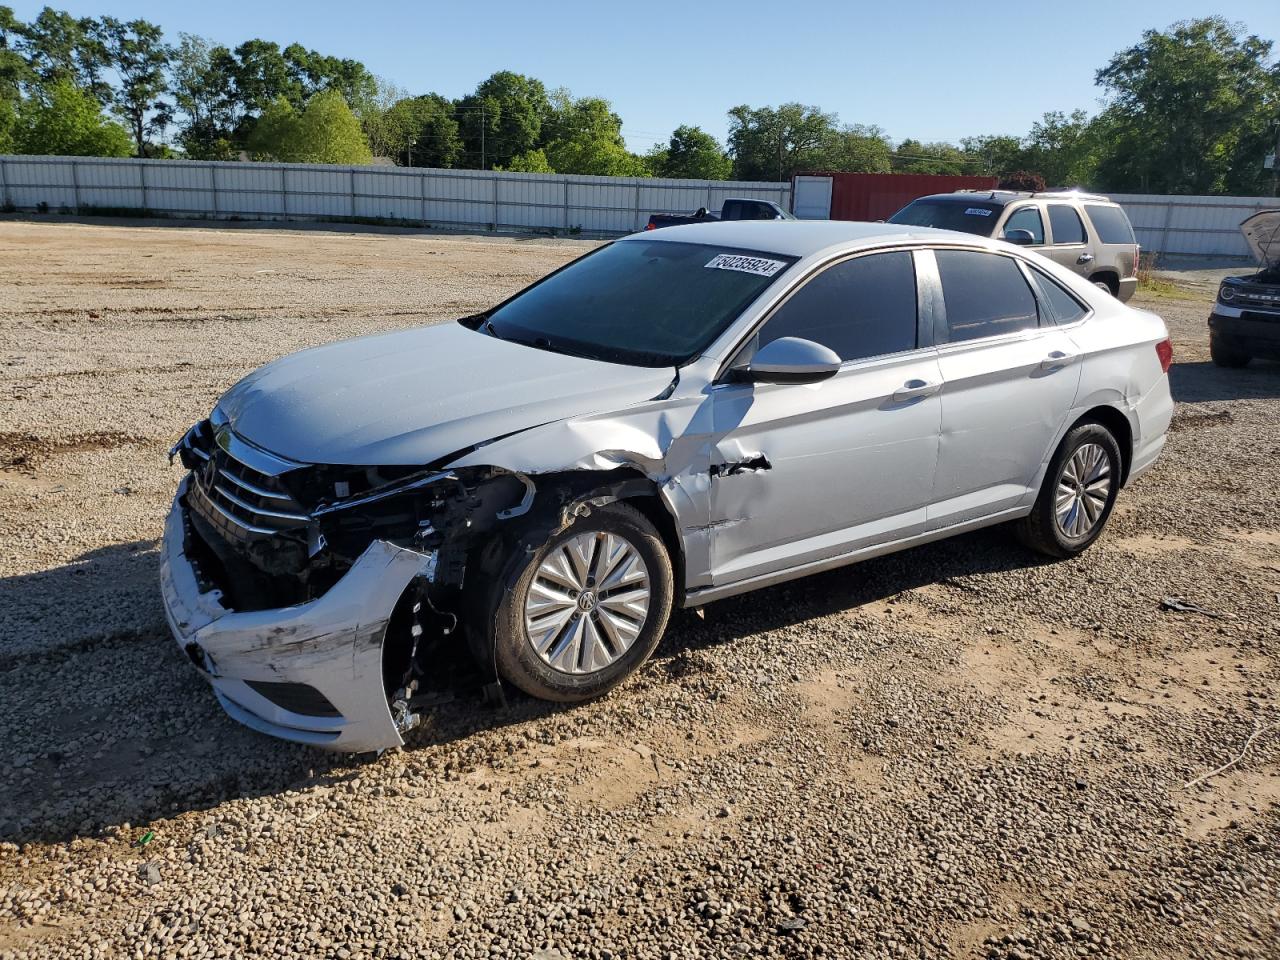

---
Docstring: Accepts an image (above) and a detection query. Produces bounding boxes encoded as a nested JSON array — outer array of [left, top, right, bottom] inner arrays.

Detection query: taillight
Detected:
[[1156, 338, 1173, 373], [644, 222, 655, 230], [1131, 244, 1140, 278]]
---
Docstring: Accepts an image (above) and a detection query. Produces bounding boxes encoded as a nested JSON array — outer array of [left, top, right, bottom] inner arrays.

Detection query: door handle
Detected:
[[1076, 253, 1094, 265], [1040, 350, 1079, 371], [892, 379, 940, 402]]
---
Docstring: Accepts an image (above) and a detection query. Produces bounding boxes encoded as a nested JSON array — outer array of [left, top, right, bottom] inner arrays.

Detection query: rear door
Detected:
[[926, 247, 1082, 529], [707, 249, 943, 585], [1041, 203, 1094, 278]]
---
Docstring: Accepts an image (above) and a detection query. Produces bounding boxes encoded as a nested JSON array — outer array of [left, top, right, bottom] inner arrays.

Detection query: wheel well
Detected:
[[1089, 270, 1119, 295], [621, 490, 686, 606], [1074, 406, 1133, 484]]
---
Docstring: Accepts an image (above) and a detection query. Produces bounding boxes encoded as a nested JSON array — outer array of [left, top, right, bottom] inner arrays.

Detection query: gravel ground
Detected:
[[0, 219, 1277, 960]]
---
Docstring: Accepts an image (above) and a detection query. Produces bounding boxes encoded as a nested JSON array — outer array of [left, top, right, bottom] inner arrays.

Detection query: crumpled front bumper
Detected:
[[160, 478, 433, 752]]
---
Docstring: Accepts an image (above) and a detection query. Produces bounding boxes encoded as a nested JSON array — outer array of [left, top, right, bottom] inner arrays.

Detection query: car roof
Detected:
[[622, 219, 975, 259], [912, 190, 1117, 206]]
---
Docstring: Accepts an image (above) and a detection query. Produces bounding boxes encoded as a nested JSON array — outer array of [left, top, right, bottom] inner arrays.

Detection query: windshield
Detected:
[[888, 199, 1002, 236], [480, 240, 797, 367]]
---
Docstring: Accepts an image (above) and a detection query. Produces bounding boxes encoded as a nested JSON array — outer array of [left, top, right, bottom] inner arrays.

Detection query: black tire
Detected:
[[1210, 333, 1251, 368], [1016, 421, 1123, 559], [1093, 279, 1115, 296], [486, 501, 673, 702]]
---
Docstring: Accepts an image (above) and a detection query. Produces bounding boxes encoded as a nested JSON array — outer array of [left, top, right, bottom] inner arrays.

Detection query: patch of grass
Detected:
[[1137, 276, 1205, 301]]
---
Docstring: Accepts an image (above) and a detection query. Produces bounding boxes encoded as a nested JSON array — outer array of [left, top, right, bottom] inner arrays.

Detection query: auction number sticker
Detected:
[[964, 207, 993, 217], [704, 253, 787, 277]]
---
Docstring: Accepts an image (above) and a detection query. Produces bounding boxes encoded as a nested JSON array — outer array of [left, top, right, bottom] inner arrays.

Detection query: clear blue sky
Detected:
[[13, 0, 1280, 151]]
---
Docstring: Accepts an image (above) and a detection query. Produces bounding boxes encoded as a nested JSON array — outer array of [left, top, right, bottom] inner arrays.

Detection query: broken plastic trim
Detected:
[[310, 470, 459, 517]]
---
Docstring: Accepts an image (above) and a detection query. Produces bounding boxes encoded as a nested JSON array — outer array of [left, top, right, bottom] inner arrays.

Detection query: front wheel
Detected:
[[1016, 422, 1123, 559], [1210, 333, 1251, 368], [487, 502, 674, 702]]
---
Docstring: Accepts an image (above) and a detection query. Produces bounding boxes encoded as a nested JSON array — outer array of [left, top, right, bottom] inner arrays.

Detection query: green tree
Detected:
[[230, 38, 302, 114], [0, 95, 15, 152], [1022, 110, 1102, 187], [282, 42, 375, 108], [0, 6, 32, 103], [892, 139, 974, 174], [248, 90, 370, 164], [456, 70, 549, 169], [541, 92, 646, 177], [1093, 17, 1280, 194], [726, 103, 839, 181], [95, 16, 168, 156], [960, 134, 1028, 176], [169, 34, 239, 160], [15, 6, 108, 103], [653, 125, 731, 179], [377, 93, 460, 167], [14, 76, 130, 155], [823, 125, 893, 173], [499, 149, 552, 173]]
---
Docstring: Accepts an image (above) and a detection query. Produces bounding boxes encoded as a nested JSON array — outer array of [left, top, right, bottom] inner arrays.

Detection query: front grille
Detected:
[[184, 428, 312, 543], [1240, 310, 1280, 324]]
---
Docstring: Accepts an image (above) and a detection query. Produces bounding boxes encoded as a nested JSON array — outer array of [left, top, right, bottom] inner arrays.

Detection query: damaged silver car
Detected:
[[162, 221, 1174, 751]]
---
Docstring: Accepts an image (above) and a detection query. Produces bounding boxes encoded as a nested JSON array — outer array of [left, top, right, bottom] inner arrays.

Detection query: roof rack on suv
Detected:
[[1032, 189, 1112, 202]]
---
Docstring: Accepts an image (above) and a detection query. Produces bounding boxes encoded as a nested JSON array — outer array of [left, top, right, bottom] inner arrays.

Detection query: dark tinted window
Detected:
[[888, 199, 1001, 236], [759, 252, 917, 362], [1003, 206, 1045, 244], [1047, 204, 1086, 245], [1031, 269, 1089, 324], [485, 240, 796, 367], [1084, 204, 1135, 244], [935, 250, 1039, 342]]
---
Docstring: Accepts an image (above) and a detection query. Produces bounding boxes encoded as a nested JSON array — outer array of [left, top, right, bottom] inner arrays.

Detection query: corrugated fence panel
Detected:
[[76, 159, 144, 208], [5, 156, 1266, 257], [1111, 193, 1276, 258]]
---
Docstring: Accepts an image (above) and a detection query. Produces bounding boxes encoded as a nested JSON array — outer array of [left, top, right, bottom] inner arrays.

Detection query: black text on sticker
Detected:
[[704, 254, 786, 277]]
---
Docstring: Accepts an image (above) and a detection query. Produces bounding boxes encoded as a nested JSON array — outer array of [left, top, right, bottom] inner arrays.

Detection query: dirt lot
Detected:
[[0, 219, 1277, 960]]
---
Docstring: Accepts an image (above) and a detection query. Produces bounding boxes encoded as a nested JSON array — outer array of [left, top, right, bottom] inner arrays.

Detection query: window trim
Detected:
[[1046, 203, 1088, 247], [925, 246, 1046, 347], [716, 245, 934, 381]]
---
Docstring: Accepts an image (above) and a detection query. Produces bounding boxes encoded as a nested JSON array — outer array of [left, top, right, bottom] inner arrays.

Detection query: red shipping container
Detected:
[[795, 172, 999, 222]]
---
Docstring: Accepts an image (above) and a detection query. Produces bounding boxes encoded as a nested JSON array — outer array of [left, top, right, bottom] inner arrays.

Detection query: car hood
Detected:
[[216, 322, 676, 466], [1240, 209, 1280, 266]]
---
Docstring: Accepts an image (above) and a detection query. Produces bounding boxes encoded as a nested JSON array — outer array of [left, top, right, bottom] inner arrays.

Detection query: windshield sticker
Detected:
[[704, 253, 786, 277], [964, 207, 993, 217]]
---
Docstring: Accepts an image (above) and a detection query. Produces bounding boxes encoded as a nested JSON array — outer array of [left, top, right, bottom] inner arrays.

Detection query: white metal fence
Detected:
[[0, 155, 792, 236], [1109, 193, 1276, 259]]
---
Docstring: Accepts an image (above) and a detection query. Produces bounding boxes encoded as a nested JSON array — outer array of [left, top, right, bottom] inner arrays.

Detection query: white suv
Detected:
[[889, 190, 1140, 301]]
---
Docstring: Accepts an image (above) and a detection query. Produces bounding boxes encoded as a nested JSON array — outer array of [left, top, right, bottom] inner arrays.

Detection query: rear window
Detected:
[[888, 200, 1001, 236], [1047, 205, 1087, 245], [1084, 204, 1136, 245]]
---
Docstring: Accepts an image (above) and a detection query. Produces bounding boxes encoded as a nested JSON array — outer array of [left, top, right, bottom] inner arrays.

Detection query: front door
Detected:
[[706, 249, 943, 586]]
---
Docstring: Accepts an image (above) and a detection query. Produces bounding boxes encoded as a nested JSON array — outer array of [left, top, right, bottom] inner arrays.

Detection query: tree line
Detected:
[[1, 9, 1277, 196]]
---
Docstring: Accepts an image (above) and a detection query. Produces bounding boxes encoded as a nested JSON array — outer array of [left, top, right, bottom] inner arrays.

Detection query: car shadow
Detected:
[[1169, 358, 1280, 403], [0, 524, 1044, 847]]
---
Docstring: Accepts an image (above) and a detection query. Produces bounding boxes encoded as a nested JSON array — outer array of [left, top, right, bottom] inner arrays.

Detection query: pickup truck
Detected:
[[644, 197, 794, 231]]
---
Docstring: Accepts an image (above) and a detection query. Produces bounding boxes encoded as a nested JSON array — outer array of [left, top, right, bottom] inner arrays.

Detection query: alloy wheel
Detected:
[[1055, 442, 1112, 539], [524, 531, 652, 674]]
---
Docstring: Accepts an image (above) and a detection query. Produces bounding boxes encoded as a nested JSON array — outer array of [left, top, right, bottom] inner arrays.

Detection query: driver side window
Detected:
[[1003, 207, 1045, 245], [756, 251, 918, 363]]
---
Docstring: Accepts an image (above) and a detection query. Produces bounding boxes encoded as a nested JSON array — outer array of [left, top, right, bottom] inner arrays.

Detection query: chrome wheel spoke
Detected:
[[525, 531, 651, 675]]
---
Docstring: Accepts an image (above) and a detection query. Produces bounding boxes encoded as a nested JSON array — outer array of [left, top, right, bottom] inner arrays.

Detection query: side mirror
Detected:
[[734, 337, 841, 384], [1003, 228, 1036, 246]]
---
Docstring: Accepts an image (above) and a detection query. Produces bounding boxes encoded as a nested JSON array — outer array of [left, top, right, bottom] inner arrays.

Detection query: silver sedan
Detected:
[[163, 221, 1174, 751]]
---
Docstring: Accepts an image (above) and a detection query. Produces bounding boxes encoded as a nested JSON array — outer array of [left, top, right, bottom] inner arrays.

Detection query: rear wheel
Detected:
[[1093, 279, 1115, 296], [1016, 421, 1122, 558], [1210, 333, 1251, 368], [488, 502, 673, 702]]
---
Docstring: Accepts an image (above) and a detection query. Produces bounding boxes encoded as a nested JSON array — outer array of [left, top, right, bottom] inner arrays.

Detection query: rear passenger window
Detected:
[[1084, 204, 1136, 244], [1048, 205, 1086, 245], [1031, 269, 1089, 324], [935, 250, 1039, 342], [758, 251, 917, 362], [1003, 207, 1045, 244]]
